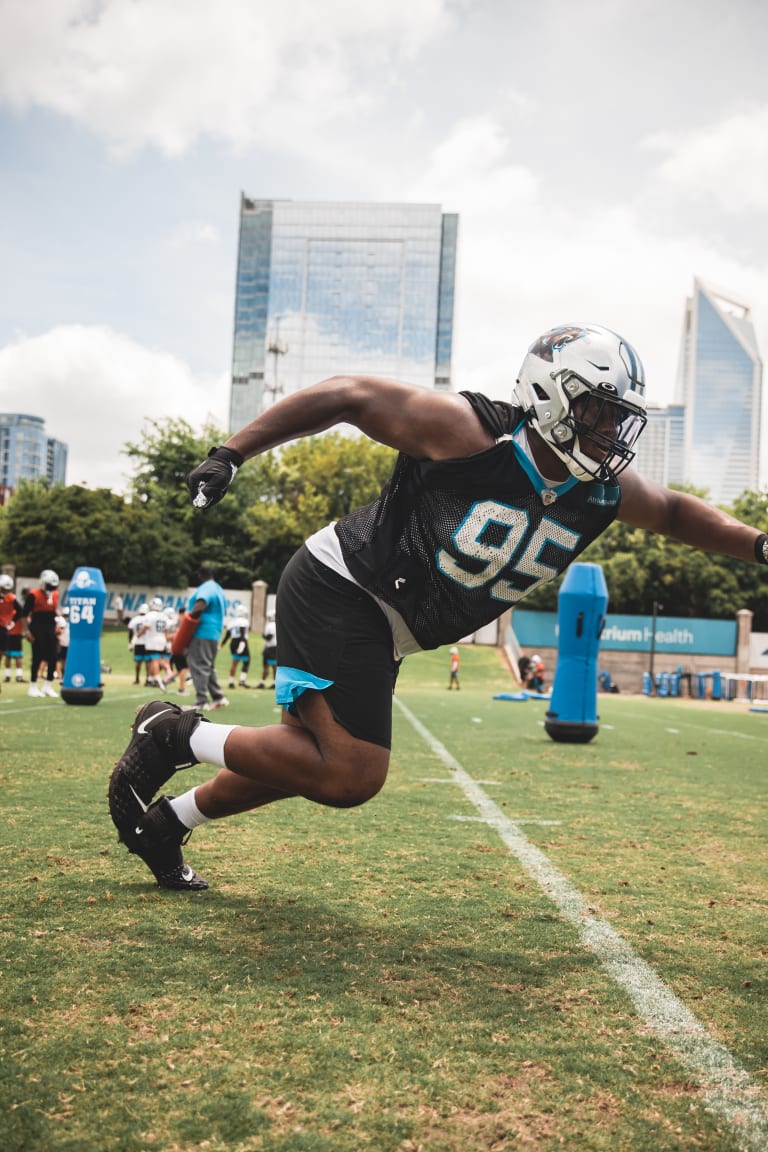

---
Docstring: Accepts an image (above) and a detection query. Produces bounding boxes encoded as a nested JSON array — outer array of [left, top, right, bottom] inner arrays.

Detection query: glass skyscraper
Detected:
[[0, 413, 67, 503], [229, 198, 458, 430], [633, 280, 762, 505], [679, 279, 762, 504], [633, 403, 685, 487]]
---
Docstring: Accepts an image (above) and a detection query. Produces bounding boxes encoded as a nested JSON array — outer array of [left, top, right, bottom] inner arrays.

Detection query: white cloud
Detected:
[[0, 325, 229, 490], [170, 220, 221, 248], [2, 3, 768, 486], [643, 104, 768, 214], [0, 0, 451, 156], [403, 116, 768, 426]]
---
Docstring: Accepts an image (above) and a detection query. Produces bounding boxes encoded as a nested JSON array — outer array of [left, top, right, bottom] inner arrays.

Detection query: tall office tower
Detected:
[[229, 198, 459, 431], [633, 403, 685, 486], [678, 279, 762, 504], [0, 414, 67, 503]]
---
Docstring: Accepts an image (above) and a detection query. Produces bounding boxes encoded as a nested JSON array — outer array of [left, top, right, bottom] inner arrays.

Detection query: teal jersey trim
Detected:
[[509, 429, 580, 500]]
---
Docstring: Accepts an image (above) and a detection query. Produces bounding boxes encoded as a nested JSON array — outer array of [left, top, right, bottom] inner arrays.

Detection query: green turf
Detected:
[[1, 633, 766, 1151]]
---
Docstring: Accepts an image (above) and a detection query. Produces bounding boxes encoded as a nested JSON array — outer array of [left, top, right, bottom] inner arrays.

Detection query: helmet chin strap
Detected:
[[559, 436, 616, 483], [558, 451, 593, 482], [527, 423, 585, 483], [528, 415, 615, 483]]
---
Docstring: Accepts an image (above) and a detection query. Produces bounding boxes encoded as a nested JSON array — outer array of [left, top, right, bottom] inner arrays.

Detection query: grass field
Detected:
[[1, 632, 767, 1151]]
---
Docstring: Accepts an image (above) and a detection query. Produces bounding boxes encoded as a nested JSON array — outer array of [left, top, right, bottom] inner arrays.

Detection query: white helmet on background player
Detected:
[[40, 569, 59, 589], [150, 596, 164, 611], [235, 605, 249, 619], [138, 603, 149, 615], [0, 574, 13, 592], [514, 325, 647, 482]]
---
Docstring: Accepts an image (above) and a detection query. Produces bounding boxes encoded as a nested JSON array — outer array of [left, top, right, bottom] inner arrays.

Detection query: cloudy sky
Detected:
[[1, 0, 767, 490]]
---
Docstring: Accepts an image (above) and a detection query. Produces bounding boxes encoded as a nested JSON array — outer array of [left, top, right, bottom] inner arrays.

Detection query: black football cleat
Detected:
[[109, 701, 209, 889], [115, 794, 209, 891]]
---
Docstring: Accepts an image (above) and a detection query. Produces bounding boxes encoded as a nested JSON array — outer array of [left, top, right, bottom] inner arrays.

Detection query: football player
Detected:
[[0, 574, 24, 689], [222, 604, 252, 689], [24, 570, 60, 698], [109, 325, 768, 889]]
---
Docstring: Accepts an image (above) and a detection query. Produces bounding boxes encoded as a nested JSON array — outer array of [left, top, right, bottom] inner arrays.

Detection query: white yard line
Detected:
[[0, 691, 149, 717], [395, 696, 768, 1152], [608, 709, 768, 743]]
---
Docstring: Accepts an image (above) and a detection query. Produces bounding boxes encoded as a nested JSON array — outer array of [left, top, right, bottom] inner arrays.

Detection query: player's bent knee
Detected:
[[315, 756, 388, 809], [320, 781, 383, 809]]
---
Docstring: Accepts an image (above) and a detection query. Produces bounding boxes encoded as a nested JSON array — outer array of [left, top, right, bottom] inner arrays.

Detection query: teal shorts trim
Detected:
[[275, 666, 334, 715]]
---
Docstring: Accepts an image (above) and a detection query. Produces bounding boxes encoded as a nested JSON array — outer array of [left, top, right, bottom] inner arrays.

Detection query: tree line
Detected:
[[2, 417, 768, 627], [0, 418, 395, 594]]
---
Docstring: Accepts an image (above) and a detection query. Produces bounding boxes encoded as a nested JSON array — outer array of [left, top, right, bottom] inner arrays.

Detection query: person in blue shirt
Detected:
[[186, 564, 229, 712]]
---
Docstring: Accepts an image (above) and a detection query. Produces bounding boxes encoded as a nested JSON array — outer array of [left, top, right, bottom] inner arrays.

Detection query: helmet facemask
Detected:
[[548, 371, 647, 482]]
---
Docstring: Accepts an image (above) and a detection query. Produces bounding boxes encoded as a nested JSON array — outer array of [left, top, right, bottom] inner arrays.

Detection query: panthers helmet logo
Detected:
[[529, 326, 587, 363]]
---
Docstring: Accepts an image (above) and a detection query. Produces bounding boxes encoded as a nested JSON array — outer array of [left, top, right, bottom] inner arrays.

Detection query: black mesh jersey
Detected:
[[335, 392, 621, 651]]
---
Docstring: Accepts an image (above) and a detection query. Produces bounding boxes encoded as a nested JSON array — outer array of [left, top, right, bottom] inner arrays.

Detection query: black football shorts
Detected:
[[275, 546, 399, 749]]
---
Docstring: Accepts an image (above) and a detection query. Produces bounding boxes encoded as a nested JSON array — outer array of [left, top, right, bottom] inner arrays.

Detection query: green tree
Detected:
[[124, 420, 395, 591], [242, 433, 397, 588], [124, 417, 262, 586], [0, 479, 189, 585]]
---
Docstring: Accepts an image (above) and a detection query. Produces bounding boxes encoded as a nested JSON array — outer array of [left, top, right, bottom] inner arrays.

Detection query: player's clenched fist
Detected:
[[187, 446, 244, 509]]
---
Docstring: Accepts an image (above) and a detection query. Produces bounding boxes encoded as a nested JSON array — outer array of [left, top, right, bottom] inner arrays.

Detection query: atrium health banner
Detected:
[[514, 610, 737, 656]]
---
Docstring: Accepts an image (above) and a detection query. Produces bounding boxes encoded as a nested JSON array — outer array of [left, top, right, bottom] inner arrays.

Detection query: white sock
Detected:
[[169, 788, 211, 830], [189, 722, 239, 768]]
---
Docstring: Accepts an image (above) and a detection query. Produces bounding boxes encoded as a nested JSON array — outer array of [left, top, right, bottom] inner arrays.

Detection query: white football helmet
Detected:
[[138, 603, 149, 614], [150, 596, 164, 611], [235, 605, 249, 618], [40, 568, 59, 588], [514, 325, 647, 482], [0, 574, 13, 592]]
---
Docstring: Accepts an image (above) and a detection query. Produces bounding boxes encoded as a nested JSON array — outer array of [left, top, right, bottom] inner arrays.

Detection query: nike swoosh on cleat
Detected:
[[134, 826, 144, 836], [128, 783, 149, 813], [181, 865, 194, 880], [136, 707, 175, 735]]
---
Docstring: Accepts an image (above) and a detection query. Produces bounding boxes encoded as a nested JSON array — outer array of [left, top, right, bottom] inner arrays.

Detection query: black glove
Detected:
[[187, 446, 244, 509]]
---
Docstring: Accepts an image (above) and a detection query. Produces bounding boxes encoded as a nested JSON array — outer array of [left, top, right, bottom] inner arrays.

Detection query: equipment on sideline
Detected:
[[61, 567, 107, 706], [544, 562, 607, 743], [171, 611, 199, 656]]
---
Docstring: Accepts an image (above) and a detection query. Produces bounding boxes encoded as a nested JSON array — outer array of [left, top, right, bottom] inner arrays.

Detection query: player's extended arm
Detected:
[[188, 376, 492, 509], [618, 467, 766, 563]]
